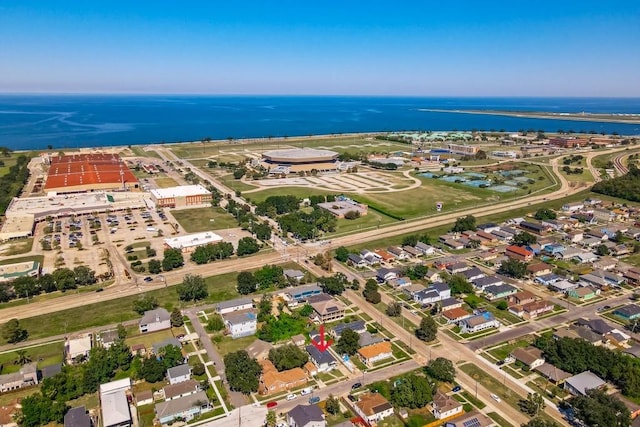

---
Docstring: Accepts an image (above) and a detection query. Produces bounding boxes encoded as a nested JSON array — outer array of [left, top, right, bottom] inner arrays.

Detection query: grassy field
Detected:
[[129, 145, 162, 159], [217, 173, 261, 193], [212, 335, 256, 357], [0, 254, 44, 266], [560, 168, 594, 183], [1, 238, 34, 256], [172, 207, 239, 232], [459, 363, 522, 412], [0, 341, 64, 374], [154, 176, 179, 188], [487, 412, 514, 427], [0, 155, 20, 177], [126, 329, 175, 350], [487, 339, 532, 361]]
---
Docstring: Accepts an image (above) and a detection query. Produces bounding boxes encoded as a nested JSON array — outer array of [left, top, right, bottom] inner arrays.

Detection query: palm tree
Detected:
[[14, 349, 31, 365]]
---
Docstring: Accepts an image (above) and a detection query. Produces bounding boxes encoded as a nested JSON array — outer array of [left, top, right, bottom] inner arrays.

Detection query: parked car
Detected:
[[144, 276, 153, 282], [286, 394, 297, 401], [351, 382, 362, 390], [452, 385, 462, 392], [490, 394, 501, 402], [300, 387, 313, 396], [266, 401, 278, 409], [347, 395, 357, 402], [308, 396, 320, 404]]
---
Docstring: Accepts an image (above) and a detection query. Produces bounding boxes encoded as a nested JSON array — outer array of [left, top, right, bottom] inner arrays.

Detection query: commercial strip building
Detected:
[[150, 185, 212, 208], [163, 231, 224, 253]]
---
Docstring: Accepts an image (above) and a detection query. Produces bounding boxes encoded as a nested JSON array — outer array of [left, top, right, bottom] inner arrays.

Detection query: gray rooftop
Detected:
[[101, 389, 131, 427], [139, 308, 170, 325], [288, 404, 324, 425], [216, 297, 253, 311], [565, 371, 606, 395], [155, 390, 209, 419], [64, 406, 91, 427], [167, 364, 191, 380]]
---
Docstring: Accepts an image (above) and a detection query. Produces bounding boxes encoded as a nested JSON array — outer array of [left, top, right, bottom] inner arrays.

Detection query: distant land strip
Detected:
[[420, 109, 640, 125]]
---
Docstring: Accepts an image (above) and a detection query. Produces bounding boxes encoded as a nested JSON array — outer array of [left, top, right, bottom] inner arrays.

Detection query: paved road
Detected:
[[184, 310, 247, 409]]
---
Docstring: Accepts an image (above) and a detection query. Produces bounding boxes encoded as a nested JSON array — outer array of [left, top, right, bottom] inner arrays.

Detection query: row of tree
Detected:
[[0, 154, 29, 215], [592, 164, 640, 202], [0, 266, 97, 303], [236, 265, 288, 295]]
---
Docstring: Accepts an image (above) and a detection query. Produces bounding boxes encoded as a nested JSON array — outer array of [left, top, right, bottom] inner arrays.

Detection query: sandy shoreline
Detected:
[[421, 108, 640, 125]]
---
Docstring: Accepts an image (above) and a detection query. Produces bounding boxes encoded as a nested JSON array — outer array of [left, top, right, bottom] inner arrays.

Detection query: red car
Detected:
[[266, 401, 278, 409]]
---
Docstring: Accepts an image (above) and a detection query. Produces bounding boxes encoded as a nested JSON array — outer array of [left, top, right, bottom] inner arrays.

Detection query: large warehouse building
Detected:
[[44, 153, 139, 194], [150, 185, 212, 208], [261, 148, 339, 174]]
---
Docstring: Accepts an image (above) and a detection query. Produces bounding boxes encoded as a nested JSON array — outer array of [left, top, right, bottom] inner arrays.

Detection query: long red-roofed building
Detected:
[[44, 153, 139, 194]]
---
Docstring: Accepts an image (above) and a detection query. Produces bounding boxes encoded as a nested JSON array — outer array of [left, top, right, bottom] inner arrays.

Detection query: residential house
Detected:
[[484, 284, 518, 301], [613, 244, 630, 256], [505, 245, 534, 262], [442, 307, 472, 324], [442, 410, 494, 427], [614, 304, 640, 321], [414, 282, 451, 305], [376, 268, 399, 283], [477, 250, 499, 262], [291, 335, 306, 347], [565, 231, 584, 243], [167, 364, 191, 385], [357, 341, 393, 366], [287, 284, 322, 302], [388, 276, 412, 288], [508, 291, 536, 306], [518, 221, 548, 235], [258, 360, 307, 395], [64, 407, 91, 427], [353, 393, 394, 425], [567, 286, 600, 301], [536, 273, 562, 286], [509, 300, 554, 319], [215, 297, 254, 315], [623, 268, 640, 285], [563, 202, 585, 212], [477, 223, 501, 233], [99, 330, 120, 349], [576, 318, 614, 338], [542, 243, 565, 255], [534, 363, 571, 384], [40, 363, 62, 380], [472, 275, 503, 291], [358, 331, 384, 348], [163, 380, 200, 401], [139, 308, 171, 334], [475, 230, 499, 243], [387, 246, 408, 260], [447, 262, 469, 274], [308, 294, 346, 323], [359, 250, 381, 265], [347, 254, 368, 268], [424, 268, 442, 282], [332, 320, 367, 339], [593, 256, 617, 271], [460, 267, 485, 282], [554, 325, 603, 345], [222, 310, 257, 339], [154, 391, 211, 425], [151, 337, 182, 356], [415, 242, 436, 256], [431, 391, 464, 420], [593, 208, 616, 222], [510, 347, 545, 369], [586, 229, 608, 241], [402, 284, 427, 298], [564, 371, 606, 396], [374, 249, 395, 263], [402, 245, 422, 258], [527, 263, 553, 277], [306, 345, 336, 372], [65, 333, 93, 364], [573, 251, 599, 264], [100, 378, 132, 427], [490, 229, 513, 242], [134, 392, 154, 406], [284, 269, 305, 282], [287, 404, 326, 427], [0, 363, 38, 393], [459, 312, 500, 334], [440, 298, 463, 311], [548, 279, 578, 293]]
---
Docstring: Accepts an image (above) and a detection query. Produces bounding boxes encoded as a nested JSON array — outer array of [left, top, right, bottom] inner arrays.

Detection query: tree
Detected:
[[206, 314, 225, 332], [335, 246, 349, 262], [159, 344, 184, 369], [237, 236, 260, 256], [52, 268, 76, 291], [336, 329, 360, 356], [224, 351, 262, 394], [254, 265, 285, 289], [176, 274, 208, 302], [192, 362, 206, 376], [596, 244, 610, 256], [148, 259, 162, 274], [415, 316, 437, 342], [452, 215, 476, 232], [425, 357, 455, 383], [447, 274, 473, 295], [318, 274, 347, 295], [390, 374, 432, 409], [15, 349, 31, 365], [265, 410, 276, 427], [498, 259, 528, 279], [237, 271, 257, 295], [496, 300, 508, 310], [257, 294, 273, 322], [117, 323, 127, 340], [268, 344, 309, 371], [570, 389, 630, 427], [386, 302, 402, 317], [513, 231, 537, 247], [132, 294, 158, 314], [252, 222, 272, 241], [2, 318, 27, 343], [170, 308, 184, 327], [534, 208, 557, 220], [519, 392, 546, 417], [402, 235, 419, 247], [326, 394, 340, 415], [162, 248, 184, 271], [141, 357, 165, 383], [73, 265, 96, 286], [521, 418, 559, 427]]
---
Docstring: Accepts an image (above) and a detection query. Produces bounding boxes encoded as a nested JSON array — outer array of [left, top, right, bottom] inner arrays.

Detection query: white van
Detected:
[[300, 387, 313, 396], [146, 227, 156, 232]]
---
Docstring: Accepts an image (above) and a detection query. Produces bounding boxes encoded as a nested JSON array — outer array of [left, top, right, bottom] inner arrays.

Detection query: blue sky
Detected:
[[1, 1, 639, 96]]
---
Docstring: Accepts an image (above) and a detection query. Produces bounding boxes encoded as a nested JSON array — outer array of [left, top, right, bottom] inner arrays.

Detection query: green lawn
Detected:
[[1, 238, 34, 256], [0, 341, 64, 374], [217, 173, 258, 193], [459, 363, 520, 411], [0, 254, 44, 266], [487, 412, 514, 427], [487, 339, 531, 361], [126, 329, 175, 350], [172, 207, 239, 232], [154, 176, 179, 188], [212, 335, 257, 357]]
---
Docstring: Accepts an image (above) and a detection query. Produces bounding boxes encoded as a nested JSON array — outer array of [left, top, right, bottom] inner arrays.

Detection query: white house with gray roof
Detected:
[[139, 308, 171, 334], [167, 364, 191, 385], [564, 371, 606, 396], [215, 297, 253, 315]]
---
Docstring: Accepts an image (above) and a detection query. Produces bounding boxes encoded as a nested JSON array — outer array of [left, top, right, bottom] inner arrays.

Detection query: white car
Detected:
[[490, 393, 501, 402], [286, 393, 297, 401]]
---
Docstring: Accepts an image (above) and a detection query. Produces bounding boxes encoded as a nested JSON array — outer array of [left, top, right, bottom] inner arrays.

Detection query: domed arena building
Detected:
[[261, 148, 339, 174]]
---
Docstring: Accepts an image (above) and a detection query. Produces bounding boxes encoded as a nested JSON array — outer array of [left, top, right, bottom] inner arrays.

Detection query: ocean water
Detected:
[[0, 95, 639, 150]]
